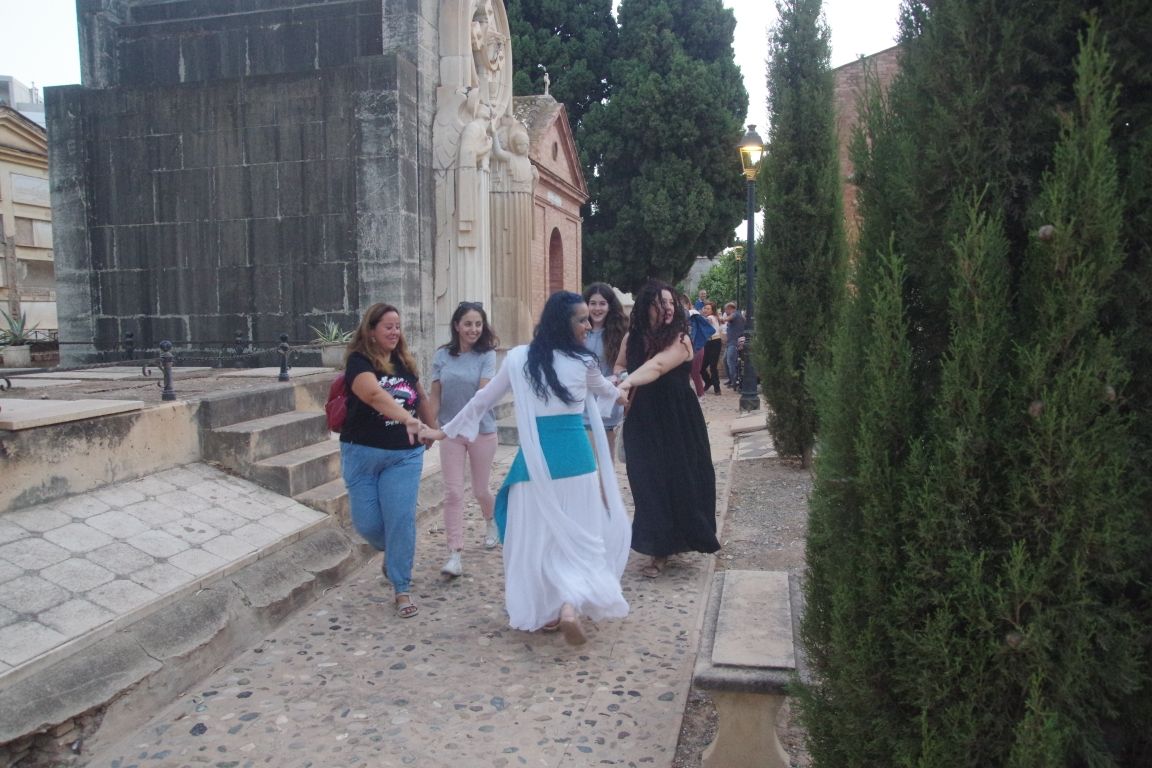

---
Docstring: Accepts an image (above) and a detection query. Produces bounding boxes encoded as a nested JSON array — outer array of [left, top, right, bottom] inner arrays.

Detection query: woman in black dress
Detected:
[[616, 280, 720, 577]]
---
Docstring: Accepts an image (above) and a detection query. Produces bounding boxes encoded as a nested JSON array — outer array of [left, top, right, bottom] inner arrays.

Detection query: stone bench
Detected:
[[693, 570, 806, 768]]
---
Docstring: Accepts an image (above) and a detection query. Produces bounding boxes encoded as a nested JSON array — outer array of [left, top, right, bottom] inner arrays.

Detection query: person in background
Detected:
[[423, 292, 631, 645], [682, 293, 707, 397], [582, 283, 628, 463], [699, 301, 723, 395], [694, 288, 708, 312], [616, 281, 720, 578], [340, 303, 437, 619], [429, 301, 501, 578], [722, 301, 745, 389]]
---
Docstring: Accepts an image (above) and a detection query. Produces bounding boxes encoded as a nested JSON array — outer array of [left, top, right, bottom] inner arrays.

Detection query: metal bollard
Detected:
[[159, 340, 176, 401], [278, 334, 290, 381], [124, 331, 135, 361]]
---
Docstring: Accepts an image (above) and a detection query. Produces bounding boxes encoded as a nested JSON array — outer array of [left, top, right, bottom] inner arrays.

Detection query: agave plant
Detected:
[[0, 308, 38, 346], [310, 319, 353, 345]]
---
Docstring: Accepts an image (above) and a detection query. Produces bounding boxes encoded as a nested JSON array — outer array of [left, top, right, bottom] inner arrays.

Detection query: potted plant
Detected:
[[311, 320, 353, 367], [1, 308, 37, 368]]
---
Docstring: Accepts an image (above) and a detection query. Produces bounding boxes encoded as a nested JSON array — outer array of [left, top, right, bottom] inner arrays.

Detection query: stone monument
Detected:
[[46, 0, 541, 362], [433, 0, 533, 345]]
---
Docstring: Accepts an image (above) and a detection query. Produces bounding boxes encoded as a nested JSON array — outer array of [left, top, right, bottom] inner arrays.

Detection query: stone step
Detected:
[[497, 416, 519, 446], [251, 440, 342, 497], [490, 397, 514, 421], [203, 411, 331, 470], [196, 385, 298, 430], [295, 447, 447, 528], [294, 477, 349, 523]]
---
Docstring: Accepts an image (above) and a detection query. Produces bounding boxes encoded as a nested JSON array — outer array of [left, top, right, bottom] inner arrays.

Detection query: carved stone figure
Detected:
[[458, 94, 494, 250], [433, 0, 514, 343], [490, 117, 538, 345]]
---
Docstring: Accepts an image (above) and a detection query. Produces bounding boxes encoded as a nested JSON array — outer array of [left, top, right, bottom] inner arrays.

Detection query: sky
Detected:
[[1, 0, 902, 131]]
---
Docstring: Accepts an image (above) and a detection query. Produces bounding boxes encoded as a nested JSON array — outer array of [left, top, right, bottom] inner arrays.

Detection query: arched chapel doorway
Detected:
[[547, 228, 564, 293]]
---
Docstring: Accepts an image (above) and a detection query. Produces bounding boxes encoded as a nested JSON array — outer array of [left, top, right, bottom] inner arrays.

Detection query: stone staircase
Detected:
[[199, 383, 350, 521], [199, 382, 518, 521]]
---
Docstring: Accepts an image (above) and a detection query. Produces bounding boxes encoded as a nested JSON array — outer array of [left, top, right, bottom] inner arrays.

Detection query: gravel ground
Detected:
[[672, 450, 814, 767]]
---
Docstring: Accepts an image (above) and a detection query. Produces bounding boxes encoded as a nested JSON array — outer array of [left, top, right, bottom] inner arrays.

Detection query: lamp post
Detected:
[[738, 124, 764, 413]]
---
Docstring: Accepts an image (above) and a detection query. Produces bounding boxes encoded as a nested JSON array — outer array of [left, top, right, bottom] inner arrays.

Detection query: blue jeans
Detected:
[[340, 442, 424, 594], [725, 344, 739, 385]]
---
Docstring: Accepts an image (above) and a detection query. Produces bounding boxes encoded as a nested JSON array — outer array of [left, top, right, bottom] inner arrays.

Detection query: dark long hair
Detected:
[[625, 280, 685, 371], [348, 303, 418, 377], [526, 291, 593, 405], [442, 301, 500, 355], [582, 282, 627, 369]]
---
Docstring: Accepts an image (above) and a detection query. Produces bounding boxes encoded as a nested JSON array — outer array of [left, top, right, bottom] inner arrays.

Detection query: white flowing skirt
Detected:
[[502, 472, 631, 630]]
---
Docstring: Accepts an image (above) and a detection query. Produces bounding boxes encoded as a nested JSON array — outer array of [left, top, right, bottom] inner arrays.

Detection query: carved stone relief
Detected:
[[434, 0, 529, 345]]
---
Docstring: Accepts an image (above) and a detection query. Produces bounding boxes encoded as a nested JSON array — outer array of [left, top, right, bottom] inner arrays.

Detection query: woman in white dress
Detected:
[[424, 291, 631, 645]]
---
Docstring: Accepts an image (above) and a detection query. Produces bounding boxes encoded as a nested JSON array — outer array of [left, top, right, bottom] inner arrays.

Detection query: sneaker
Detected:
[[441, 551, 462, 577], [484, 520, 500, 549]]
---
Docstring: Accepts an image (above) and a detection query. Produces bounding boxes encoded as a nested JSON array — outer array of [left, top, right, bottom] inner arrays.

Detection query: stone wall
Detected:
[[49, 0, 439, 365]]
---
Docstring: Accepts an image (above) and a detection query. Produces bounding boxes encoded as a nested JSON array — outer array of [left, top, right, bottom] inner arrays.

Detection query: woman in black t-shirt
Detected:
[[339, 303, 437, 618]]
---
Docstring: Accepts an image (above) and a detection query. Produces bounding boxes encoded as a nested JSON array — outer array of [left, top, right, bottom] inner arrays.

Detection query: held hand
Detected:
[[405, 419, 423, 445], [616, 380, 632, 405], [420, 425, 447, 442]]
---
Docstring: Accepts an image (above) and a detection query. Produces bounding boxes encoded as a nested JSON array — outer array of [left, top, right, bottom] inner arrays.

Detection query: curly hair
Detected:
[[625, 280, 686, 371], [526, 291, 594, 405], [582, 282, 627, 370], [442, 301, 500, 355], [347, 303, 419, 377]]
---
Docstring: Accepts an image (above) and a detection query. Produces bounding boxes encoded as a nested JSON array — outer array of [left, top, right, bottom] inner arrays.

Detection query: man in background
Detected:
[[722, 301, 744, 389]]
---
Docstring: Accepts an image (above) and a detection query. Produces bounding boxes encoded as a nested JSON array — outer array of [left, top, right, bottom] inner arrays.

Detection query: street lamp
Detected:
[[737, 124, 764, 412]]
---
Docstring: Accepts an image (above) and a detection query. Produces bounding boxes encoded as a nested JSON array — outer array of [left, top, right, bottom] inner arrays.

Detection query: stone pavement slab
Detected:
[[218, 367, 332, 378], [0, 463, 327, 684], [730, 412, 767, 435], [0, 377, 80, 388], [0, 398, 145, 430], [735, 428, 777, 461], [17, 370, 139, 380], [17, 367, 213, 381]]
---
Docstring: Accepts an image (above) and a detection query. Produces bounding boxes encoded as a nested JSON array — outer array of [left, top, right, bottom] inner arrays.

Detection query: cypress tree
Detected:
[[801, 241, 917, 766], [800, 18, 1152, 765], [996, 31, 1144, 761], [756, 0, 847, 466]]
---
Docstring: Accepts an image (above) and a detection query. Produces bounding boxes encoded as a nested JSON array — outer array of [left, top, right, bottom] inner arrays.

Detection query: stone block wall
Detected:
[[48, 57, 422, 359], [49, 0, 438, 364]]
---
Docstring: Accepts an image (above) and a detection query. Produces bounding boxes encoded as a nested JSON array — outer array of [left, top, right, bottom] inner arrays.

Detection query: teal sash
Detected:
[[493, 414, 595, 540]]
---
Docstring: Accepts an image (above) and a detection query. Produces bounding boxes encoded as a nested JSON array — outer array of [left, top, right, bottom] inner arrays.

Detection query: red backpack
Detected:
[[325, 373, 347, 433]]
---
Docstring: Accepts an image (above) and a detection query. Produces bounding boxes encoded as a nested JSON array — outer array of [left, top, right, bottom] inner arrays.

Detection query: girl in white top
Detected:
[[424, 292, 630, 645], [429, 302, 500, 578]]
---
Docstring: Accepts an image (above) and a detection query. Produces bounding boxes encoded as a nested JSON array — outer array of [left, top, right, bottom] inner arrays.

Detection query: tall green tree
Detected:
[[696, 246, 744, 307], [505, 0, 618, 140], [800, 12, 1152, 765], [755, 0, 846, 466], [580, 0, 748, 291]]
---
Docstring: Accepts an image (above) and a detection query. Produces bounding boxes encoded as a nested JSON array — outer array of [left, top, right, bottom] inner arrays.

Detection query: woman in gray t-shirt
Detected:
[[429, 302, 500, 577], [583, 283, 628, 463]]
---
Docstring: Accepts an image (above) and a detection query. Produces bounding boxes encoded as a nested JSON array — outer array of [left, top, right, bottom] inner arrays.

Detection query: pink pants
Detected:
[[440, 432, 498, 551]]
